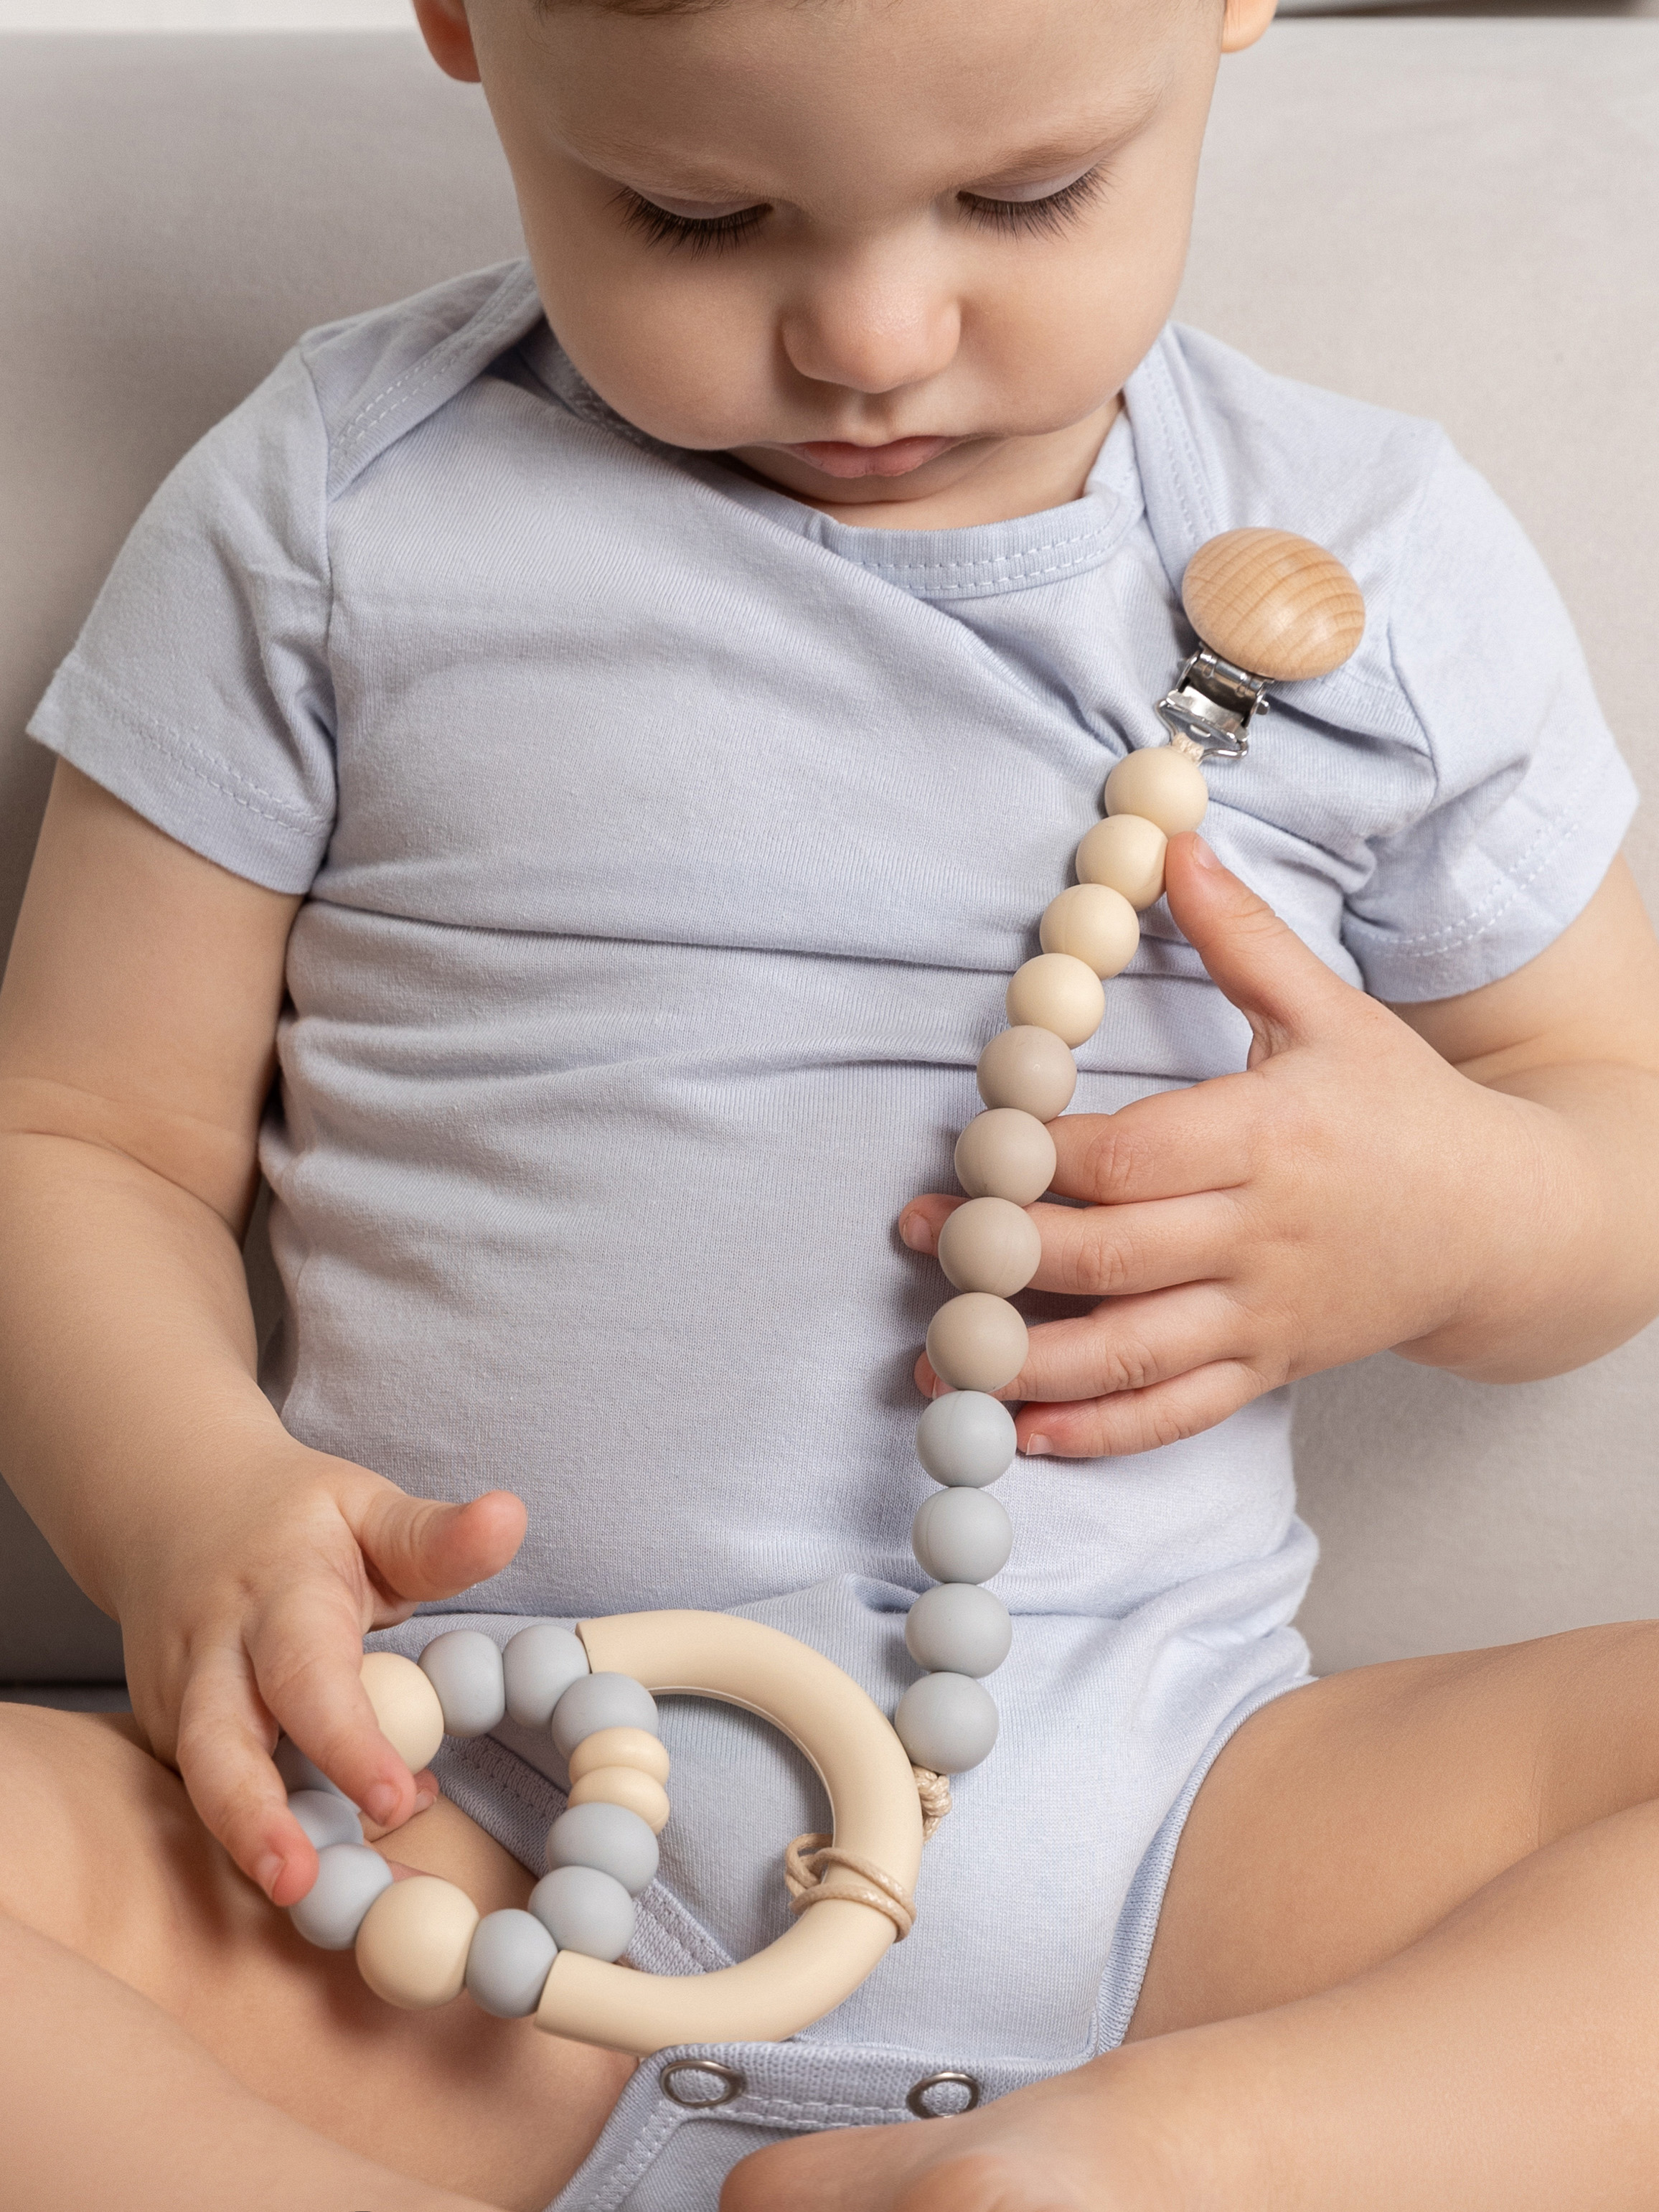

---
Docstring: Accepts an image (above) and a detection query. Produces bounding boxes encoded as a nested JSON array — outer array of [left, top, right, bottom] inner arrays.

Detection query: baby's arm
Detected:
[[903, 835, 1659, 1455], [0, 764, 525, 1901]]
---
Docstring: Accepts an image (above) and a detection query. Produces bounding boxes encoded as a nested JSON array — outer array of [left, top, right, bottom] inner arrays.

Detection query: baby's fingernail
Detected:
[[899, 1210, 934, 1253], [366, 1784, 401, 1827], [413, 1787, 436, 1814], [1189, 835, 1219, 871], [1023, 1434, 1053, 1457], [255, 1852, 286, 1900]]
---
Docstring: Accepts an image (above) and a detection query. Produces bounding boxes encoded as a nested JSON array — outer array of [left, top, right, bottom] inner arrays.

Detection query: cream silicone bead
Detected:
[[1102, 747, 1208, 837], [355, 1873, 479, 2009], [1075, 811, 1168, 911], [360, 1651, 446, 1773], [568, 1766, 672, 1834], [1005, 952, 1105, 1048], [936, 1196, 1042, 1298], [568, 1728, 671, 1788], [976, 1025, 1076, 1120], [954, 1108, 1056, 1206], [1038, 884, 1139, 979], [926, 1293, 1028, 1393]]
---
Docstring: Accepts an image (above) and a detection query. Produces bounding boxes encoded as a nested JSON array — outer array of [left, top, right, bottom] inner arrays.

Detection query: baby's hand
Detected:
[[116, 1448, 525, 1904], [901, 833, 1555, 1458]]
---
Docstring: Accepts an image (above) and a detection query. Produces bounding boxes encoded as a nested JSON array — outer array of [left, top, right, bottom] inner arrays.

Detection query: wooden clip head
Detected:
[[1181, 528, 1365, 683]]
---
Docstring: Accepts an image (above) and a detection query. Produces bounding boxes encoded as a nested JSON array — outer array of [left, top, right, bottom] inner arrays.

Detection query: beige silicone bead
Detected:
[[360, 1651, 446, 1773], [568, 1766, 672, 1834], [954, 1109, 1056, 1206], [1005, 953, 1106, 1049], [1103, 748, 1208, 837], [937, 1196, 1043, 1298], [567, 1727, 671, 1788], [926, 1293, 1029, 1393], [975, 1026, 1076, 1120], [1075, 812, 1168, 911], [355, 1873, 479, 2009], [1039, 883, 1139, 979]]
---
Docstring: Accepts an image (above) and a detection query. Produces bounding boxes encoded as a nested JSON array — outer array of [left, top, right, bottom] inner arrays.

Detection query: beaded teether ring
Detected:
[[269, 528, 1364, 2057]]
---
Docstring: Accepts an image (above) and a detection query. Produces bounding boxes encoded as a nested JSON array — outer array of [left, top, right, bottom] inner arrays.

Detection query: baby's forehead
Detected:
[[521, 0, 1190, 176]]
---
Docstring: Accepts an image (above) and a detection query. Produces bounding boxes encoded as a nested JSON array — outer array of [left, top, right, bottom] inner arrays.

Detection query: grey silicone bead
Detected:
[[893, 1672, 1000, 1774], [419, 1628, 507, 1739], [527, 1863, 636, 1962], [464, 1907, 558, 2018], [545, 1801, 659, 1896], [914, 1392, 1018, 1488], [903, 1584, 1013, 1679], [503, 1623, 591, 1729], [287, 1789, 365, 1851], [550, 1672, 659, 1759], [288, 1842, 393, 1950], [911, 1486, 1014, 1585], [274, 1737, 348, 1801]]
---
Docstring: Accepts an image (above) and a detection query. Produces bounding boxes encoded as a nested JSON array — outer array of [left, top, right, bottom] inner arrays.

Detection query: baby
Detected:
[[2, 0, 1658, 2206]]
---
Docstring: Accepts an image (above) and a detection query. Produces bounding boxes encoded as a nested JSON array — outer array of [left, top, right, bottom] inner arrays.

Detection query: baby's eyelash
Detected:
[[616, 189, 771, 257], [614, 165, 1107, 257], [957, 167, 1107, 240]]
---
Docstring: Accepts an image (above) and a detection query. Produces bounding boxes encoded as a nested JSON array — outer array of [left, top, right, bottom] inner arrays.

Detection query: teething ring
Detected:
[[278, 1610, 926, 2059], [535, 1611, 924, 2056]]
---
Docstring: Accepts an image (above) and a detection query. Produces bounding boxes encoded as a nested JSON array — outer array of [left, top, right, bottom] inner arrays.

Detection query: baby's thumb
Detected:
[[354, 1486, 527, 1608], [1162, 831, 1354, 1060]]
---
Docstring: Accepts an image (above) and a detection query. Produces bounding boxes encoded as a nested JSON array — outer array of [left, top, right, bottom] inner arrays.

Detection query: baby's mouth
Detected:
[[779, 434, 962, 480]]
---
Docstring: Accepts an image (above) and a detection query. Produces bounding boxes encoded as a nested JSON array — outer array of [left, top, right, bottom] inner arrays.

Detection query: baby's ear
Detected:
[[1221, 0, 1277, 55], [410, 0, 484, 84]]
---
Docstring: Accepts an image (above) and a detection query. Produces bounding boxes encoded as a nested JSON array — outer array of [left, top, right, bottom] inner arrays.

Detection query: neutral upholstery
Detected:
[[1, 22, 1654, 1682]]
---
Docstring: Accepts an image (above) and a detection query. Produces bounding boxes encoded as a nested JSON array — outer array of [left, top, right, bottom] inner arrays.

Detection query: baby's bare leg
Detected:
[[0, 1705, 631, 2212], [725, 1622, 1659, 2211]]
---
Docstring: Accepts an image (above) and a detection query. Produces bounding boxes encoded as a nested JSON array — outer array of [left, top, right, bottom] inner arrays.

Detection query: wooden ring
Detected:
[[532, 1610, 924, 2057]]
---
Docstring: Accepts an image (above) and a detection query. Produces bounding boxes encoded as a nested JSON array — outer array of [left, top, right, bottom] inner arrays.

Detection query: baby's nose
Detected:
[[779, 251, 962, 395]]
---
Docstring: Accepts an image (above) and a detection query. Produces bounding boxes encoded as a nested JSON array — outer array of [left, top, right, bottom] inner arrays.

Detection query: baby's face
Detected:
[[418, 0, 1270, 520]]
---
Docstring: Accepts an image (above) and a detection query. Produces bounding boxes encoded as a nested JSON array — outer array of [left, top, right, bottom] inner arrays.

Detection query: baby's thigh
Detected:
[[1129, 1621, 1659, 2041], [0, 1704, 630, 2211]]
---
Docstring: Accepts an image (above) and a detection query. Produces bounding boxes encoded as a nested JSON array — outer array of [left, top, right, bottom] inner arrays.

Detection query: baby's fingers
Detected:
[[1015, 1360, 1268, 1459], [245, 1573, 428, 1834], [172, 1635, 319, 1905], [913, 1285, 1280, 1453], [903, 1193, 1239, 1301]]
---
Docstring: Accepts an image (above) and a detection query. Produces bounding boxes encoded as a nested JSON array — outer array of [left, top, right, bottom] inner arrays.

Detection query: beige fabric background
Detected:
[[0, 22, 1654, 1683]]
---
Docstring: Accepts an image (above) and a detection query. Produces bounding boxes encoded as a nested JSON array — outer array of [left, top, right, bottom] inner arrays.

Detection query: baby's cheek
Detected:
[[523, 232, 786, 451]]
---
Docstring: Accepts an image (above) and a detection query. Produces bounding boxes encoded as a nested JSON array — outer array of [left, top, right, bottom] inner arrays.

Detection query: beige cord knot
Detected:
[[782, 1763, 951, 1939], [911, 1764, 952, 1841], [784, 1835, 917, 1939]]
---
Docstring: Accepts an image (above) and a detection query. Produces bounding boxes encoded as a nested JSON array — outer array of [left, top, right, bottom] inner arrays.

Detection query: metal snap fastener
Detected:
[[906, 2070, 982, 2119], [660, 2058, 747, 2109]]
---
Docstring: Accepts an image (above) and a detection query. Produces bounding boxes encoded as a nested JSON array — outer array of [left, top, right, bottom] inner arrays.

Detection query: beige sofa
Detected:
[[1, 19, 1655, 1690]]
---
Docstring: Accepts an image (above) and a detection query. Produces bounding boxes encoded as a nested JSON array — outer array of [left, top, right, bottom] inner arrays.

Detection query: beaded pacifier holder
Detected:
[[270, 528, 1364, 2058]]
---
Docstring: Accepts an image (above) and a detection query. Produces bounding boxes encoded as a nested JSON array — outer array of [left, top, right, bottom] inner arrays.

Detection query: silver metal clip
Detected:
[[1152, 647, 1273, 762]]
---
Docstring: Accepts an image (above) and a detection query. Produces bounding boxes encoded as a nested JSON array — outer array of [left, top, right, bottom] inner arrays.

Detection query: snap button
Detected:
[[906, 2070, 982, 2119], [660, 2058, 747, 2109]]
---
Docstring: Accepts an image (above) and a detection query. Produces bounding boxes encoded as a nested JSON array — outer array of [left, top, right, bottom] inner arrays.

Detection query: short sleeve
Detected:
[[1341, 444, 1638, 1002], [28, 347, 337, 894]]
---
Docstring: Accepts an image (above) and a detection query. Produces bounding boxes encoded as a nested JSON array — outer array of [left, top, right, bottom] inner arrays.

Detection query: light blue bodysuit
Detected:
[[30, 261, 1637, 2209]]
